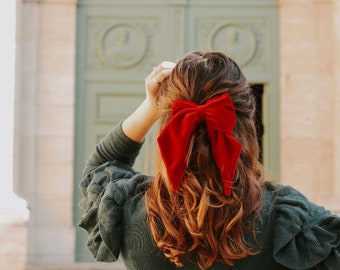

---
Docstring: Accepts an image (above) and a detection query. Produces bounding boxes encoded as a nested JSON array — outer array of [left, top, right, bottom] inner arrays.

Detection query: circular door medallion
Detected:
[[209, 24, 256, 66], [98, 23, 147, 68]]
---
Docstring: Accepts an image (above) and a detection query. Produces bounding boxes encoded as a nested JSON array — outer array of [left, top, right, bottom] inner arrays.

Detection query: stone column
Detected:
[[332, 0, 340, 214], [14, 0, 77, 267], [279, 0, 335, 205]]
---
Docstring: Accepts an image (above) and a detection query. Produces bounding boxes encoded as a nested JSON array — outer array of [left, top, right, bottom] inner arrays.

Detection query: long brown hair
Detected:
[[145, 51, 264, 269]]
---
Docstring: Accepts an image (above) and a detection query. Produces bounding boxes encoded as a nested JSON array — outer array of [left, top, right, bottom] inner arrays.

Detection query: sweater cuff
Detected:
[[108, 121, 144, 166]]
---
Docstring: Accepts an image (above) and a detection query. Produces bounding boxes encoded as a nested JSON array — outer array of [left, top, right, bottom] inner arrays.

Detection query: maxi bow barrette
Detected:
[[157, 94, 242, 196]]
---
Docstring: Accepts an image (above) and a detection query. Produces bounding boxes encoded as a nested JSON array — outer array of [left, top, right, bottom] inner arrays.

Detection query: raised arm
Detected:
[[122, 61, 176, 142]]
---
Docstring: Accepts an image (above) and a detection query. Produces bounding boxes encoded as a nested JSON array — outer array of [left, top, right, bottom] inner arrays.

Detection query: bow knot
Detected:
[[196, 105, 206, 122], [157, 94, 242, 196]]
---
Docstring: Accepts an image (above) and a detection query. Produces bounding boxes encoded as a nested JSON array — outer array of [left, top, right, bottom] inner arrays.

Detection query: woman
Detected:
[[79, 51, 340, 270]]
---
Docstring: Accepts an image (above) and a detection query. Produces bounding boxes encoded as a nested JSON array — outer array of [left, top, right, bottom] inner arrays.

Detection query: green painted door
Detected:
[[74, 0, 279, 262]]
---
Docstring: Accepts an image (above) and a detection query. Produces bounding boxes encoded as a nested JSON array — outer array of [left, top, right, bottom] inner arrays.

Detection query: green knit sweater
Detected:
[[79, 123, 340, 270]]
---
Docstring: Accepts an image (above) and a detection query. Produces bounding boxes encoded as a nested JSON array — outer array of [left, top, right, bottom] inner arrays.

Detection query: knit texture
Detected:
[[79, 123, 340, 270]]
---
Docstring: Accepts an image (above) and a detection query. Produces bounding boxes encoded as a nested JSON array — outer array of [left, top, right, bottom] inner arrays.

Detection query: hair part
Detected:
[[145, 51, 264, 269]]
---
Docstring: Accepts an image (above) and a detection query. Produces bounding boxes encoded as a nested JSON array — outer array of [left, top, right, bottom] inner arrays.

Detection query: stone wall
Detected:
[[333, 0, 340, 215], [14, 0, 77, 267], [279, 0, 340, 213]]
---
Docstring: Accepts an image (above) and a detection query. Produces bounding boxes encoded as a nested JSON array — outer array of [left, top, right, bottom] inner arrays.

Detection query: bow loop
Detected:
[[157, 94, 242, 196], [171, 100, 196, 115]]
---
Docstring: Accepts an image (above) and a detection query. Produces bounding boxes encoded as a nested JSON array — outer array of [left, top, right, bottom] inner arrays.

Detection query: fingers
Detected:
[[152, 68, 172, 85], [152, 68, 161, 84], [152, 61, 176, 77], [146, 61, 176, 85], [145, 61, 176, 105]]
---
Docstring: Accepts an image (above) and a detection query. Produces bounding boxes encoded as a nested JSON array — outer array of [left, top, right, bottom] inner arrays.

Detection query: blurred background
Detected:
[[1, 0, 339, 269]]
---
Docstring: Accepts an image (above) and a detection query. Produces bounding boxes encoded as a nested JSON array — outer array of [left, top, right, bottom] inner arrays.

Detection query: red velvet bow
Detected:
[[157, 94, 242, 196]]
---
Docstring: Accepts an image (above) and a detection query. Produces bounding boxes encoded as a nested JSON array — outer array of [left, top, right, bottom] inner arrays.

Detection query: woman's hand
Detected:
[[145, 61, 176, 109], [122, 61, 176, 142]]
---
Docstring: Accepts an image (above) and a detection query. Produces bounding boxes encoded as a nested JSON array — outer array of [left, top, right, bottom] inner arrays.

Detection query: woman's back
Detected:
[[79, 51, 340, 269], [79, 123, 339, 270]]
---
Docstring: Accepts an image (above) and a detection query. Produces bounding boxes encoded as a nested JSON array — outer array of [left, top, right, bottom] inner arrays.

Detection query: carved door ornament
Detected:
[[209, 24, 257, 67], [98, 23, 147, 68]]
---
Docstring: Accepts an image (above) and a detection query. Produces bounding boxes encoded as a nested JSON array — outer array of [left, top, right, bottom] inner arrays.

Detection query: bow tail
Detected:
[[209, 130, 242, 196], [157, 113, 198, 191]]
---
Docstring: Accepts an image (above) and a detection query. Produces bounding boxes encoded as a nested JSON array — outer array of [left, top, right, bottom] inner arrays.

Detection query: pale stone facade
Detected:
[[0, 0, 338, 269], [279, 0, 340, 211]]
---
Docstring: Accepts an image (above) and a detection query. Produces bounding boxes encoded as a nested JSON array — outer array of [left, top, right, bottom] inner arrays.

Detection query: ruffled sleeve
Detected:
[[271, 185, 340, 269], [78, 123, 150, 262]]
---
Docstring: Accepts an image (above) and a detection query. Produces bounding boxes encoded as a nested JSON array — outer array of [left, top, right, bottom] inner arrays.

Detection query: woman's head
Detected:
[[157, 51, 261, 191], [158, 51, 249, 107], [146, 51, 263, 270]]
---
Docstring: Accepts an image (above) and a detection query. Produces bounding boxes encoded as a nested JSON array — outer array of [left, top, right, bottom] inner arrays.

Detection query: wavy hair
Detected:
[[145, 51, 264, 269]]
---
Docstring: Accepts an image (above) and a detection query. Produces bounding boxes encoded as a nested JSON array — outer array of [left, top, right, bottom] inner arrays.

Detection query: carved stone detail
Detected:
[[209, 24, 256, 66], [98, 23, 147, 68], [197, 18, 269, 69], [86, 18, 159, 70]]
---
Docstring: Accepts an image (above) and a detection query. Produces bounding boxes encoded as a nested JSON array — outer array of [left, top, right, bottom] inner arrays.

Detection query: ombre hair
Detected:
[[145, 51, 264, 270]]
